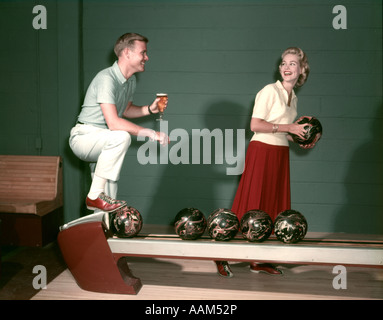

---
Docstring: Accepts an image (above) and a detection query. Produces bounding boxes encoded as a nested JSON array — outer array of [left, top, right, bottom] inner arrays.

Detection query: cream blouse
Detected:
[[251, 80, 297, 146]]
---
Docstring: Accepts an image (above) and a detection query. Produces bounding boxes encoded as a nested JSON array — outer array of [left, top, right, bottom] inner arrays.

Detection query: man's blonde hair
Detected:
[[114, 33, 149, 57]]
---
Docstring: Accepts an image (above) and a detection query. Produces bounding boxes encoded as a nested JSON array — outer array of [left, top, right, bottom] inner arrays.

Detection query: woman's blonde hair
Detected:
[[280, 47, 310, 87]]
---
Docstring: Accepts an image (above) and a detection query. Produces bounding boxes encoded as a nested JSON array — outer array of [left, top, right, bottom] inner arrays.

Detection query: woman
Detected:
[[216, 47, 315, 277]]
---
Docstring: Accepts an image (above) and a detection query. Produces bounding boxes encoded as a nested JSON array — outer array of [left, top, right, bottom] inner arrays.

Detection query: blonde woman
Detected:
[[216, 47, 316, 277]]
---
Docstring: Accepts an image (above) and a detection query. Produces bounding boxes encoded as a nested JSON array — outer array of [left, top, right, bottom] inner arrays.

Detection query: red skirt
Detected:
[[231, 141, 291, 222]]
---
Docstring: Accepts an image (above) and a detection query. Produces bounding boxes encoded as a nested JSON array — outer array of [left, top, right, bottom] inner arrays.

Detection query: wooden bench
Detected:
[[0, 155, 63, 246]]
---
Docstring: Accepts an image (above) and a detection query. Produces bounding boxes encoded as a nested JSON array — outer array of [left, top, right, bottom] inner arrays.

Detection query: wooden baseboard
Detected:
[[0, 207, 63, 247]]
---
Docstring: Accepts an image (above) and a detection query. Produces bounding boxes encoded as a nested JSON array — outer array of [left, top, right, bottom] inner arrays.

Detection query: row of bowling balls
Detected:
[[174, 208, 308, 244], [107, 205, 308, 244]]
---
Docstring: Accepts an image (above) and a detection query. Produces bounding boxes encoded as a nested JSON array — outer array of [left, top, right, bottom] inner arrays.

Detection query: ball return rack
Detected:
[[58, 212, 383, 295]]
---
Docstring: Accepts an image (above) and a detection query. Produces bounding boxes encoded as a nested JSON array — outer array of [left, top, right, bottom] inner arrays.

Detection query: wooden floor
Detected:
[[31, 258, 383, 300], [0, 242, 66, 300], [1, 227, 382, 300]]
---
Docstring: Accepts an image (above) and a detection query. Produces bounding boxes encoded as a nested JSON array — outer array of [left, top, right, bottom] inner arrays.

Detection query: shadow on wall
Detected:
[[145, 100, 252, 226], [63, 122, 91, 221], [335, 103, 383, 234]]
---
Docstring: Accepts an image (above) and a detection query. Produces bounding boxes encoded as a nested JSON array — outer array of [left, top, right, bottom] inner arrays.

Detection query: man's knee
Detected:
[[110, 131, 131, 150]]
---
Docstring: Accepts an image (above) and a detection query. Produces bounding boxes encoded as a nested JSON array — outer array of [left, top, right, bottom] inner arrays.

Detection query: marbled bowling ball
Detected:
[[207, 208, 239, 241], [291, 116, 322, 145], [240, 210, 273, 242], [111, 206, 143, 238], [274, 209, 308, 244], [174, 208, 207, 240]]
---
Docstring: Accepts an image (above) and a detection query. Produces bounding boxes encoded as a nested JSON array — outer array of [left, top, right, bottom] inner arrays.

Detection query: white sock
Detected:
[[87, 175, 107, 200]]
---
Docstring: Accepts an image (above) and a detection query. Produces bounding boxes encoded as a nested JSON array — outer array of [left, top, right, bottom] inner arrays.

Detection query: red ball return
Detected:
[[58, 212, 383, 295]]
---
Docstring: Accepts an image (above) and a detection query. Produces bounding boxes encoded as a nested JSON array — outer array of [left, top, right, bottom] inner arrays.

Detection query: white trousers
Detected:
[[69, 124, 131, 199]]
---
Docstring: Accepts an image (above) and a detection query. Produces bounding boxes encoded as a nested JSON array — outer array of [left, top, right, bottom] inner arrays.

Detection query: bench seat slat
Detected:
[[0, 200, 59, 215]]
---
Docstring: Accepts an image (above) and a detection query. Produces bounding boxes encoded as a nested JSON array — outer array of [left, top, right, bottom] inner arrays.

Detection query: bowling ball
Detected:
[[207, 208, 239, 241], [274, 209, 308, 243], [111, 205, 143, 238], [174, 208, 207, 240], [240, 210, 273, 242], [291, 116, 322, 145]]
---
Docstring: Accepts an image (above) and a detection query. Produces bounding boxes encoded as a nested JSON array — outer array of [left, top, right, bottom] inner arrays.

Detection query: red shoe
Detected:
[[250, 263, 283, 275], [86, 192, 127, 212], [215, 261, 234, 278]]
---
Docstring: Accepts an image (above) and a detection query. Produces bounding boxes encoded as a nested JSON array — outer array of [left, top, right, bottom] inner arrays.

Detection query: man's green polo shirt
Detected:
[[77, 61, 136, 129]]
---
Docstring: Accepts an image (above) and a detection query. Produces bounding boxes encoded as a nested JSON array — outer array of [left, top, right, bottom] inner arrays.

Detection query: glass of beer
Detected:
[[156, 93, 168, 121]]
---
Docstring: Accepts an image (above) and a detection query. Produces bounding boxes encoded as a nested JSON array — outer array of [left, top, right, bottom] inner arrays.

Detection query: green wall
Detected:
[[0, 0, 382, 234]]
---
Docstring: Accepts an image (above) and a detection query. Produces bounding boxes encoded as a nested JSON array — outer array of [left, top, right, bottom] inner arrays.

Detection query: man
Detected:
[[69, 33, 168, 212]]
